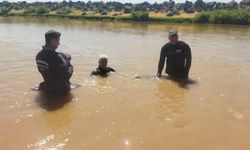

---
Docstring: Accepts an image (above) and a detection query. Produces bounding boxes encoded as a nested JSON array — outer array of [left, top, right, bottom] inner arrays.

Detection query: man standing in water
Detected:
[[157, 30, 192, 79], [36, 30, 73, 95]]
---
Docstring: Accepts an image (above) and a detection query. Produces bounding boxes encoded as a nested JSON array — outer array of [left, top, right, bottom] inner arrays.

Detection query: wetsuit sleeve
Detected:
[[91, 69, 100, 76], [36, 54, 50, 77], [40, 53, 72, 82], [50, 59, 66, 80], [157, 46, 166, 77], [47, 55, 65, 81], [56, 53, 73, 80], [184, 44, 192, 78], [109, 67, 115, 72]]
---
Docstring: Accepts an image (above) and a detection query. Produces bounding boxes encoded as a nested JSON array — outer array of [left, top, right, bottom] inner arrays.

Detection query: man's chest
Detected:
[[166, 46, 185, 57]]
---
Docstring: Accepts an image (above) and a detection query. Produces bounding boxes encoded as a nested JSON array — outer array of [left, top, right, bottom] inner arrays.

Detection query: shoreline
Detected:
[[0, 13, 193, 24], [0, 12, 249, 25]]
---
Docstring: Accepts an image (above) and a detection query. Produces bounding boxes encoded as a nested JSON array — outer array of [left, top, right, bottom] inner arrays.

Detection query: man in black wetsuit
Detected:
[[36, 30, 73, 95], [157, 30, 192, 79], [91, 54, 115, 76]]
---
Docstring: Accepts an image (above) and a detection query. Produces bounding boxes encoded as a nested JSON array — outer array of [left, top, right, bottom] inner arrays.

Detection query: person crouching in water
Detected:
[[36, 30, 73, 95], [91, 54, 115, 76]]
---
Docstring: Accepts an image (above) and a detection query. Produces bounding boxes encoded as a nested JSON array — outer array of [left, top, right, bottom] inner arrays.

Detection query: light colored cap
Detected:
[[169, 30, 178, 36], [99, 54, 108, 60]]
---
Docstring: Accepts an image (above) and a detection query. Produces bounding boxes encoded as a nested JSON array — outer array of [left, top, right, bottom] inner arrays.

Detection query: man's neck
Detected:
[[99, 66, 107, 70], [170, 41, 178, 45], [44, 45, 56, 51]]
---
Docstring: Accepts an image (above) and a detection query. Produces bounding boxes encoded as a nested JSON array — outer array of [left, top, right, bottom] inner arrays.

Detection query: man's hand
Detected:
[[184, 71, 189, 79], [157, 73, 161, 77]]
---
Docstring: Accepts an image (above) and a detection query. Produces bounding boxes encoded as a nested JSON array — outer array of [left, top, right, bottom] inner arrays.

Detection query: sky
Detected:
[[0, 0, 241, 3]]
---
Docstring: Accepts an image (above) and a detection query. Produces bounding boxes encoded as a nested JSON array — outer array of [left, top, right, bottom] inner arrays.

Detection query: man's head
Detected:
[[168, 30, 178, 45], [45, 30, 61, 50], [98, 54, 108, 69]]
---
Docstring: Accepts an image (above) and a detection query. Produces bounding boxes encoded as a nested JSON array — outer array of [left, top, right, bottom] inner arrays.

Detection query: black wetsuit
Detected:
[[158, 41, 192, 78], [36, 46, 73, 95], [91, 67, 115, 76]]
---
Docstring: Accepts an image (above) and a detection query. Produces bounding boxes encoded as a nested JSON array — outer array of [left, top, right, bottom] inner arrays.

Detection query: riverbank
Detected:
[[0, 9, 249, 25], [0, 12, 193, 23], [193, 9, 250, 25]]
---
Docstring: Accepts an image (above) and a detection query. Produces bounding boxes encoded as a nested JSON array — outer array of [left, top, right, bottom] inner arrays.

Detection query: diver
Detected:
[[91, 54, 115, 76]]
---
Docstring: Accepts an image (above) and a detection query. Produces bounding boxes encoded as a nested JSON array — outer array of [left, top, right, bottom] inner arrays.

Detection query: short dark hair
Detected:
[[45, 30, 61, 45]]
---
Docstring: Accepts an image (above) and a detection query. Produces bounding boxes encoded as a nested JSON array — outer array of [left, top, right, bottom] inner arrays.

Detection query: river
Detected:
[[0, 17, 250, 150]]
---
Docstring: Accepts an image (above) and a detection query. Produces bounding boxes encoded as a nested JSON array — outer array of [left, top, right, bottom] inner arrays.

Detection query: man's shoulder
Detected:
[[178, 41, 189, 47], [36, 49, 57, 65], [36, 49, 45, 59], [36, 48, 58, 58], [162, 42, 172, 50], [91, 68, 101, 75], [163, 42, 171, 47]]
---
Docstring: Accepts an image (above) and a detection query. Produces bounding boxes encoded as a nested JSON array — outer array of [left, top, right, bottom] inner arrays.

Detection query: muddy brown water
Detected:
[[0, 17, 250, 150]]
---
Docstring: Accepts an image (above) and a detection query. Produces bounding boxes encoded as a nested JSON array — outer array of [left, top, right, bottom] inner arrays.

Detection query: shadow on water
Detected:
[[155, 79, 185, 119], [134, 74, 198, 89], [161, 76, 198, 89], [35, 92, 73, 111], [154, 76, 197, 127]]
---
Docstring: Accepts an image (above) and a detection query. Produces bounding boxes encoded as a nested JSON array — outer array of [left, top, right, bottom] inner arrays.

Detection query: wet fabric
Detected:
[[36, 47, 73, 95], [91, 67, 115, 76], [158, 41, 192, 79]]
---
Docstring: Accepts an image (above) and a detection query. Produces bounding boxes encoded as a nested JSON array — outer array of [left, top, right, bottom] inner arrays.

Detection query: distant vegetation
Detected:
[[36, 6, 50, 14], [0, 0, 249, 24], [131, 11, 149, 21], [193, 9, 250, 25], [56, 8, 71, 15], [0, 7, 11, 14]]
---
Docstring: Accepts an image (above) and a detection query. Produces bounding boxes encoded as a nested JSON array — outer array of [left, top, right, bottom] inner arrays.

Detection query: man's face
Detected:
[[51, 37, 60, 49], [168, 34, 178, 45], [99, 59, 108, 69]]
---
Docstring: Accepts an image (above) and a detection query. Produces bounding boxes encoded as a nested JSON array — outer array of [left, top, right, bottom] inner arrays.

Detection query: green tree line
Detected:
[[0, 0, 249, 15]]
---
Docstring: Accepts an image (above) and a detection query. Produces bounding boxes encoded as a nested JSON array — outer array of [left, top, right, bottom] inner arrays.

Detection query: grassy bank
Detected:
[[1, 8, 249, 25], [193, 9, 250, 25], [0, 7, 194, 23], [0, 12, 193, 23]]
